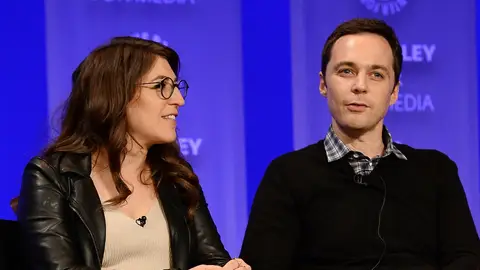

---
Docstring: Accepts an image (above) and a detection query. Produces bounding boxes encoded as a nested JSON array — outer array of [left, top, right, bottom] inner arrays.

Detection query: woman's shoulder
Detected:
[[25, 153, 63, 174], [26, 152, 83, 170], [23, 152, 91, 189]]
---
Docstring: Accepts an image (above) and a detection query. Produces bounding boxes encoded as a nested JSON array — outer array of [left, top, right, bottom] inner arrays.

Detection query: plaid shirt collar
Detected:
[[324, 125, 407, 162]]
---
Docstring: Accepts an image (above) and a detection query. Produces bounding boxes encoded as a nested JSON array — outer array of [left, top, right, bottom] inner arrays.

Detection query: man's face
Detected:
[[320, 33, 399, 133]]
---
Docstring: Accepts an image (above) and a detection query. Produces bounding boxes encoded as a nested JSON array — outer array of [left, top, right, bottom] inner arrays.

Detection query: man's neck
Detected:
[[332, 122, 385, 159]]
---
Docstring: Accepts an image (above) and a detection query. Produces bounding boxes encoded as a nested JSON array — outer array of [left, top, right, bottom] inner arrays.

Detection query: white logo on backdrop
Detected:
[[402, 44, 436, 63], [179, 138, 202, 156], [97, 0, 196, 4], [390, 93, 435, 112], [392, 74, 435, 113], [132, 32, 169, 46], [360, 0, 407, 16]]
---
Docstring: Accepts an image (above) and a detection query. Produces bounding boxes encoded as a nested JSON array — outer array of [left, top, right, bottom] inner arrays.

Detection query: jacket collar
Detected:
[[58, 152, 92, 177]]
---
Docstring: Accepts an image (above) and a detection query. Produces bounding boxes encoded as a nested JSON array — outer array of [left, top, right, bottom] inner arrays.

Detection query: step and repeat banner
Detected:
[[44, 0, 247, 256], [290, 0, 480, 229]]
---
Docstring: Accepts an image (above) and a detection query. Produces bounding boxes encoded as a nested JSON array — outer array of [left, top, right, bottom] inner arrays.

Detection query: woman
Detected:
[[16, 36, 251, 270]]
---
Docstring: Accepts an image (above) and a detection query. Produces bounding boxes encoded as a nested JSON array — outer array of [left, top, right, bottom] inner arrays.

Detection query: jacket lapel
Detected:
[[158, 179, 190, 270], [59, 153, 106, 266]]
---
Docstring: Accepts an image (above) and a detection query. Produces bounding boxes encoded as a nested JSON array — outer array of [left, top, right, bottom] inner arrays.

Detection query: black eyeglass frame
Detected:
[[139, 77, 189, 99]]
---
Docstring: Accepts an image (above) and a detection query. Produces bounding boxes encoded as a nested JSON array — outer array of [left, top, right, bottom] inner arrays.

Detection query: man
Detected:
[[240, 18, 480, 269]]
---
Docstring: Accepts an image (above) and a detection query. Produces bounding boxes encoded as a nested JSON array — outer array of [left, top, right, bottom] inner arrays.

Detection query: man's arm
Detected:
[[436, 152, 480, 269], [240, 159, 299, 270]]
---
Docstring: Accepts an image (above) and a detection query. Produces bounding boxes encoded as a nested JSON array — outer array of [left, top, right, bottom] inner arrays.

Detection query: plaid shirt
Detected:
[[324, 125, 407, 175]]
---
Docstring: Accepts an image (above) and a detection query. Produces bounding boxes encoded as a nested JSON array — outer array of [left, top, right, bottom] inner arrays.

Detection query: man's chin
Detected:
[[337, 121, 374, 133]]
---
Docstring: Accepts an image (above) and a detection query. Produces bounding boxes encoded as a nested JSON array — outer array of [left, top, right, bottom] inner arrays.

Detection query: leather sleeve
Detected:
[[190, 187, 231, 266], [17, 157, 95, 270]]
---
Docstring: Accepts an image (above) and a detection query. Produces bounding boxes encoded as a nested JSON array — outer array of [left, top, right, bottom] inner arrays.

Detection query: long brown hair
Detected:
[[45, 36, 200, 218]]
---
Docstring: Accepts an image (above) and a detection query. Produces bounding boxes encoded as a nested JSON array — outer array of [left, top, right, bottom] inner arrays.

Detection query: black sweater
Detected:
[[240, 141, 479, 270]]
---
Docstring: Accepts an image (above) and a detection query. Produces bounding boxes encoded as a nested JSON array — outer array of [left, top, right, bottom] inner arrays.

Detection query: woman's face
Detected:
[[126, 57, 186, 148]]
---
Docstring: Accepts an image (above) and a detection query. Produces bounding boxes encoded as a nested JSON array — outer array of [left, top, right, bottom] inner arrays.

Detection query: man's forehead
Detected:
[[329, 38, 394, 69]]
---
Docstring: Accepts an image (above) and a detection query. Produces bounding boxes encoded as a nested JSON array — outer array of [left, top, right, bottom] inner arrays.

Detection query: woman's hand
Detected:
[[222, 258, 251, 270], [189, 265, 222, 270], [188, 258, 251, 270]]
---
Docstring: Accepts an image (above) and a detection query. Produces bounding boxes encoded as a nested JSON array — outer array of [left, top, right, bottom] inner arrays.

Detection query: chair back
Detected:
[[0, 219, 29, 269]]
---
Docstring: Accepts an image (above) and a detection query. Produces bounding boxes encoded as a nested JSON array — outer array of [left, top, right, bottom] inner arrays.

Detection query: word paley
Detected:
[[101, 0, 196, 4], [401, 44, 436, 63], [178, 138, 202, 156]]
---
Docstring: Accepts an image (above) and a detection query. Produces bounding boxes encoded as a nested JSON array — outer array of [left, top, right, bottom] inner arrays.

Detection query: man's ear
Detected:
[[389, 81, 400, 105], [319, 72, 327, 97]]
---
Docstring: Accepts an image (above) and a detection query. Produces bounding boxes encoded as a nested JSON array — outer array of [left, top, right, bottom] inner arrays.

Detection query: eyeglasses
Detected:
[[139, 77, 188, 99]]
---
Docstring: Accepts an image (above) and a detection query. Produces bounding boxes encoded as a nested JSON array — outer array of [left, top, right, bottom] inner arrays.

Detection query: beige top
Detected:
[[101, 201, 171, 270]]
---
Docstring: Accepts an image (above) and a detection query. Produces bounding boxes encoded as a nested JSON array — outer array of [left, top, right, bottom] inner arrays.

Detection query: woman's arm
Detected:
[[17, 157, 95, 270], [189, 187, 231, 267]]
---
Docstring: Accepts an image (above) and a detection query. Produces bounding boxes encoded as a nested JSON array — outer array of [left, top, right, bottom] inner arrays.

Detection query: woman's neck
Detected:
[[92, 140, 149, 182]]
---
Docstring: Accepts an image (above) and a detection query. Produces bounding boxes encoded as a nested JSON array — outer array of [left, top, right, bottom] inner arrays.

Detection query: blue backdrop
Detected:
[[0, 0, 478, 257], [0, 1, 49, 220]]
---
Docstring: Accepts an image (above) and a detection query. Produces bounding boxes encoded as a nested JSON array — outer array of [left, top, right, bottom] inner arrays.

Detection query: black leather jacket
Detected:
[[17, 152, 231, 270]]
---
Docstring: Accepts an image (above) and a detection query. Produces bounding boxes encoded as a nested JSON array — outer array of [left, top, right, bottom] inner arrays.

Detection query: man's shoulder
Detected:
[[394, 143, 456, 166], [268, 140, 327, 170], [257, 141, 328, 194]]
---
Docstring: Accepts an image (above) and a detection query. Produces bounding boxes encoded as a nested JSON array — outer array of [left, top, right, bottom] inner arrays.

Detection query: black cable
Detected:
[[371, 175, 387, 270]]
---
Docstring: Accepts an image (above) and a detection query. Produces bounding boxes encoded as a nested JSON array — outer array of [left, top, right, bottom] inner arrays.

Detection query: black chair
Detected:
[[0, 218, 29, 270]]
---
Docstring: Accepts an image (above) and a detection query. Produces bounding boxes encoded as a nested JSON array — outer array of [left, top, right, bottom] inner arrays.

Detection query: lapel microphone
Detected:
[[354, 174, 368, 186], [136, 216, 147, 227]]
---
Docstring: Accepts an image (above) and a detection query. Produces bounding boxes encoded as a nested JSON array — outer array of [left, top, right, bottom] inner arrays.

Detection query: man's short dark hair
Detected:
[[321, 18, 403, 85]]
